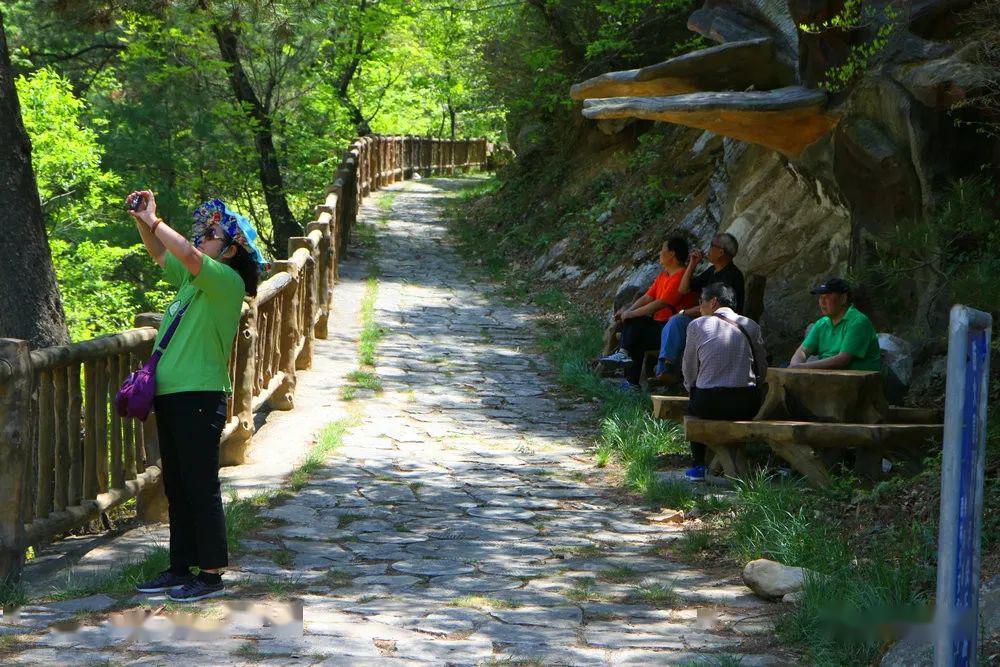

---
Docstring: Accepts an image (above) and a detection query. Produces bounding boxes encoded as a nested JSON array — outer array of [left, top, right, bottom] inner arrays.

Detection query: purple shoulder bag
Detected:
[[115, 304, 189, 421]]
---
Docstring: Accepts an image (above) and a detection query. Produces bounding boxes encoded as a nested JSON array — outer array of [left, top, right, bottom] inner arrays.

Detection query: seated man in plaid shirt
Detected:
[[681, 283, 768, 481]]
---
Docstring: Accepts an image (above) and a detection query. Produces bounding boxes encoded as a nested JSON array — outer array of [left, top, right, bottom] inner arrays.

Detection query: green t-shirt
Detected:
[[802, 304, 882, 371], [154, 253, 246, 396]]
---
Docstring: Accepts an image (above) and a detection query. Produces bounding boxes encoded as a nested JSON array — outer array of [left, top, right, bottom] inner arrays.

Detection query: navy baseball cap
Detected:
[[810, 277, 851, 294]]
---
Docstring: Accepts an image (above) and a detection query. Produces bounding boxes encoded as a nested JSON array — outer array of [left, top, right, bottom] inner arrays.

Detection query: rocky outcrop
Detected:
[[613, 262, 661, 313], [688, 0, 800, 69], [582, 87, 837, 157], [570, 38, 789, 101], [742, 558, 809, 599], [892, 44, 993, 109], [564, 0, 995, 352]]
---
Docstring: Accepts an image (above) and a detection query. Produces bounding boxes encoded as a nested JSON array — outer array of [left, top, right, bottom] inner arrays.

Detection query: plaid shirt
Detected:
[[682, 307, 768, 392]]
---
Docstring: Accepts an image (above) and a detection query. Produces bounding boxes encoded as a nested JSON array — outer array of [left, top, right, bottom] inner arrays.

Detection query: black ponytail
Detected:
[[226, 245, 259, 297]]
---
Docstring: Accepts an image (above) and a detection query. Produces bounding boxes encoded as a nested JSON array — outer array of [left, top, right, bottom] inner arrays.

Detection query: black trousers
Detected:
[[154, 391, 229, 572], [620, 316, 665, 384], [687, 386, 761, 467]]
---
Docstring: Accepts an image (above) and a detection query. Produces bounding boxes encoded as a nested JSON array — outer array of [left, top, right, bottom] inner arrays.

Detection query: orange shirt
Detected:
[[645, 270, 697, 322]]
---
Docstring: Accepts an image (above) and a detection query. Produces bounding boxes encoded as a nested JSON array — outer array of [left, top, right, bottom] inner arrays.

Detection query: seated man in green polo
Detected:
[[789, 277, 881, 370]]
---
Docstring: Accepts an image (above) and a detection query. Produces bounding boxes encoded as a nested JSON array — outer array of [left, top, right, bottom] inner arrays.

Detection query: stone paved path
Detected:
[[3, 178, 785, 665]]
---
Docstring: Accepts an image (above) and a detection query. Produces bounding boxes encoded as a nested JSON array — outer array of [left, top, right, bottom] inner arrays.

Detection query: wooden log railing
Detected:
[[0, 134, 491, 583]]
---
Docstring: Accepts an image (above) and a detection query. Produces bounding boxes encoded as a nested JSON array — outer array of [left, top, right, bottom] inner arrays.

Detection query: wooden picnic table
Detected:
[[654, 367, 941, 485], [754, 367, 889, 424]]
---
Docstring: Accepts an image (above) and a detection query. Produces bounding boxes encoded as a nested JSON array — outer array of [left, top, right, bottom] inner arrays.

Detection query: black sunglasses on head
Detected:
[[202, 226, 229, 242]]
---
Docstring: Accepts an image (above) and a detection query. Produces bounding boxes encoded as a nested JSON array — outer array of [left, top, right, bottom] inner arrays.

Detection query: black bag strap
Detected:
[[155, 303, 190, 354], [714, 312, 764, 385]]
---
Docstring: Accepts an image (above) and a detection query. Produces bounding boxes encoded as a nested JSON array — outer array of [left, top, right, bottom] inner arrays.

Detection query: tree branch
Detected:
[[27, 42, 126, 65]]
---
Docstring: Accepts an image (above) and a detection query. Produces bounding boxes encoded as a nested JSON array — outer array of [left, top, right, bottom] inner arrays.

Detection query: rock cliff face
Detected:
[[540, 0, 995, 359]]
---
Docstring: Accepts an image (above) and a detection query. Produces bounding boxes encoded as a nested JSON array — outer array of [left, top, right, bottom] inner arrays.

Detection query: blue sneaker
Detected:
[[617, 380, 639, 393], [684, 466, 706, 481]]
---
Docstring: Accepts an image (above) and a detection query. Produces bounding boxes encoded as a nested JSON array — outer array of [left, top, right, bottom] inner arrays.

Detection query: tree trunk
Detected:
[[201, 3, 300, 256], [0, 12, 69, 349], [334, 0, 373, 137], [523, 0, 585, 68]]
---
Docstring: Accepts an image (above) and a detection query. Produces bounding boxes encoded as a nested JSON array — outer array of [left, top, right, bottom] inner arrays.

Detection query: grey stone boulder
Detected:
[[613, 262, 661, 313], [742, 558, 808, 599], [879, 333, 913, 403], [781, 590, 805, 604], [530, 238, 572, 274]]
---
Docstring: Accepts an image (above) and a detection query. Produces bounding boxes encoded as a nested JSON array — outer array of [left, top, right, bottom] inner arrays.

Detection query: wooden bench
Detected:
[[683, 417, 943, 485], [652, 395, 942, 425], [651, 395, 689, 421]]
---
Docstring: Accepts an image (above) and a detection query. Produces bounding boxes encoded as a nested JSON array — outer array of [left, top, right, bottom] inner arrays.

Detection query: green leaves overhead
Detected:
[[4, 0, 710, 340]]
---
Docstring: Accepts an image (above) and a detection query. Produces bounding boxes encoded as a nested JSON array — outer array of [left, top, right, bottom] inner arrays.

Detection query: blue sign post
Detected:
[[934, 305, 992, 666]]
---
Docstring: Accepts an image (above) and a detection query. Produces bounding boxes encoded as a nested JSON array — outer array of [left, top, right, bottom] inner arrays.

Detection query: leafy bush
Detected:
[[798, 0, 902, 93], [860, 177, 999, 328]]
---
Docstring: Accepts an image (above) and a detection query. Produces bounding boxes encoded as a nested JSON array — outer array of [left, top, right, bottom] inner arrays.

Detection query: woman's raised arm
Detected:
[[128, 190, 167, 267], [128, 190, 205, 276]]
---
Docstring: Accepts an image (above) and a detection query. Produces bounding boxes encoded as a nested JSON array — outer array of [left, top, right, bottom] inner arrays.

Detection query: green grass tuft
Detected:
[[44, 547, 169, 600], [677, 529, 715, 559], [377, 191, 398, 215], [358, 276, 384, 367], [346, 369, 383, 392], [630, 581, 679, 606], [0, 582, 29, 607], [289, 419, 356, 491], [565, 577, 612, 603]]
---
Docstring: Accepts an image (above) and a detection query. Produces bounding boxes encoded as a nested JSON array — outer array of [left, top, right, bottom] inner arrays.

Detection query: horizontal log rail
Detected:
[[0, 134, 492, 583]]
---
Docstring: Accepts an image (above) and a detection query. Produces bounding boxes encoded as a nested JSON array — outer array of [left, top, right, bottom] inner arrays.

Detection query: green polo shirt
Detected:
[[154, 253, 246, 396], [802, 304, 881, 371]]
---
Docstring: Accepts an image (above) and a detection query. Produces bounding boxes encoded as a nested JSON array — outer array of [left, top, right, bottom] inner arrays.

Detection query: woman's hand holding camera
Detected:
[[126, 190, 159, 228]]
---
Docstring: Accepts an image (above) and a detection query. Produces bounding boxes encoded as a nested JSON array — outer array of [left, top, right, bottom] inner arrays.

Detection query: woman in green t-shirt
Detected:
[[125, 190, 266, 602]]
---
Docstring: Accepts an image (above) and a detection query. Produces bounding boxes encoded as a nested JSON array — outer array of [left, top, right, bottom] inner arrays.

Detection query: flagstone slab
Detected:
[[490, 605, 583, 628], [465, 506, 536, 521], [356, 532, 429, 545], [471, 620, 580, 646], [403, 608, 486, 636], [428, 574, 522, 592], [390, 559, 476, 576]]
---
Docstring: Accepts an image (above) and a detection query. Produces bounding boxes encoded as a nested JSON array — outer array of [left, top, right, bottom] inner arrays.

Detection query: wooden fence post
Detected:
[[0, 339, 33, 584], [307, 220, 332, 340], [130, 314, 168, 522], [404, 135, 412, 178], [288, 237, 317, 370], [221, 302, 256, 466], [270, 259, 300, 410]]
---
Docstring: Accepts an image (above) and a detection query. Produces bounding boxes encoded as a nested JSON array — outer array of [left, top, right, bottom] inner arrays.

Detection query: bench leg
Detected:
[[705, 444, 748, 478], [768, 442, 830, 486], [707, 452, 723, 476]]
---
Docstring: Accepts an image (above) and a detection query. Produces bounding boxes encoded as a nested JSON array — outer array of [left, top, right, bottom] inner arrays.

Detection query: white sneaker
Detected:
[[599, 350, 632, 365]]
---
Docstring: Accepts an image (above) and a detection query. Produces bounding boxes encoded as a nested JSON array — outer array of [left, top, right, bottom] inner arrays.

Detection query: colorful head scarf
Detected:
[[192, 199, 267, 268]]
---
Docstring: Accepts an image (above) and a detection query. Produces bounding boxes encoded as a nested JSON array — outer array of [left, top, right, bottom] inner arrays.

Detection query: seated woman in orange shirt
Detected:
[[603, 236, 698, 388]]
